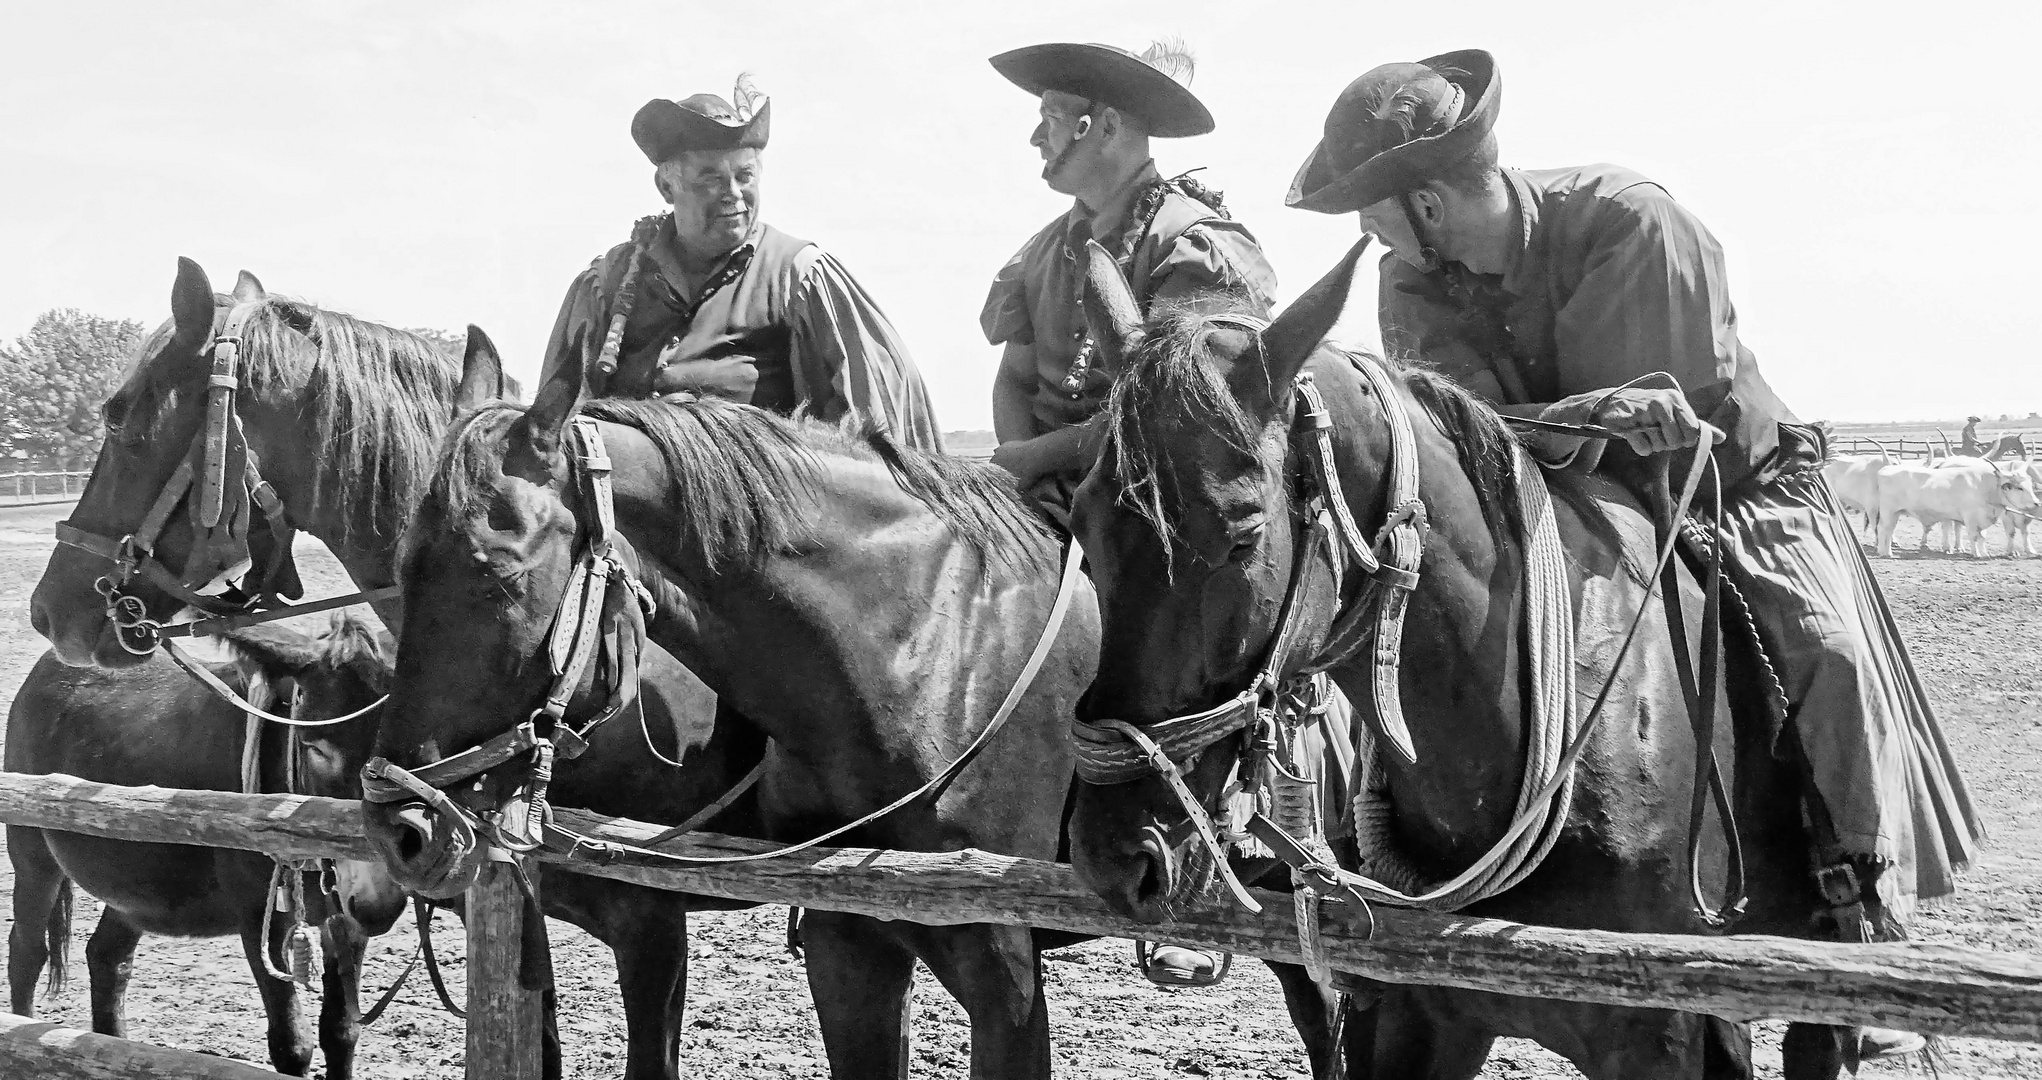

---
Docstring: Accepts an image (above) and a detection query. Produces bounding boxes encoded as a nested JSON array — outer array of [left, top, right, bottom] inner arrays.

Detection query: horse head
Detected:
[[361, 333, 643, 898], [1066, 241, 1380, 920], [220, 609, 408, 933], [31, 259, 452, 668], [32, 261, 292, 666]]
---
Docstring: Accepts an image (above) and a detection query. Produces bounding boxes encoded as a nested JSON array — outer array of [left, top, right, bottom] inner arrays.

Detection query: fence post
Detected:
[[464, 856, 547, 1080]]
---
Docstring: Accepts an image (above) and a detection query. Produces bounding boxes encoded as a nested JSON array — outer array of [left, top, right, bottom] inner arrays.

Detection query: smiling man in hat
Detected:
[[539, 76, 943, 450], [1288, 48, 1982, 1063], [984, 38, 1278, 990], [983, 39, 1277, 522]]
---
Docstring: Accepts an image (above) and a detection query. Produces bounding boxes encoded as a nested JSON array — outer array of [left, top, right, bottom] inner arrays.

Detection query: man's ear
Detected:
[[651, 169, 673, 204], [1410, 185, 1448, 226]]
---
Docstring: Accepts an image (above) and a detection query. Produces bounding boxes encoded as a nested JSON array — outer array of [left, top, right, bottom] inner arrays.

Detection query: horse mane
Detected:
[[1105, 297, 1523, 550], [236, 299, 458, 542], [1103, 301, 1269, 551], [438, 398, 1051, 576]]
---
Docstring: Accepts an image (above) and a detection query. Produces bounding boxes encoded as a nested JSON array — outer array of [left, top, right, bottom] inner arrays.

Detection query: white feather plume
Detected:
[[1139, 37, 1197, 86]]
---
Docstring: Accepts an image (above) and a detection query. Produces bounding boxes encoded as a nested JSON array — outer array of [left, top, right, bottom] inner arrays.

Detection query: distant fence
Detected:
[[1829, 433, 2035, 460], [0, 470, 89, 503]]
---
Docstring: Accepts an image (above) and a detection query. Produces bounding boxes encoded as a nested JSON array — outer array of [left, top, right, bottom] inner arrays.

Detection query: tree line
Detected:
[[0, 309, 461, 471]]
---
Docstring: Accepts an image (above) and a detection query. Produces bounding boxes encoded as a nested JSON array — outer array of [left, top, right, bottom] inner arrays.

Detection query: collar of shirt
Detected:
[[1497, 167, 1543, 297], [649, 215, 765, 305], [1061, 160, 1164, 253]]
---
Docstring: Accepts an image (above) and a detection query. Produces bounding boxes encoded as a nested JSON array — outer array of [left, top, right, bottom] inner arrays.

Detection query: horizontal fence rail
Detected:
[[0, 1011, 289, 1079], [0, 470, 89, 502], [1, 772, 2038, 1044]]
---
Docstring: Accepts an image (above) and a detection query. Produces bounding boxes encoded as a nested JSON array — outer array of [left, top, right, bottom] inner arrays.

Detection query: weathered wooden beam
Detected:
[[0, 1011, 289, 1078], [466, 857, 546, 1080], [2, 771, 2038, 1043]]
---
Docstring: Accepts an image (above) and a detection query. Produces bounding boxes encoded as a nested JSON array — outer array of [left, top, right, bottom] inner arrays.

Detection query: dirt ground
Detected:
[[0, 500, 2036, 1079]]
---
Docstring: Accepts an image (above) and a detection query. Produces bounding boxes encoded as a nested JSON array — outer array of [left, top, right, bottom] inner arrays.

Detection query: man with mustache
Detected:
[[540, 77, 942, 451], [1287, 48, 1982, 1063], [984, 39, 1277, 522]]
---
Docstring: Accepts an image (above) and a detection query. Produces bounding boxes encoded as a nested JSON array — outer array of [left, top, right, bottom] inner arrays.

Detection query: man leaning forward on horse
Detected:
[[1288, 48, 1985, 1061], [539, 75, 943, 451]]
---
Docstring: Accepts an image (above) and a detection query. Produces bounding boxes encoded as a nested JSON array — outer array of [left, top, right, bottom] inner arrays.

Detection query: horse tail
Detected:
[[45, 877, 72, 998]]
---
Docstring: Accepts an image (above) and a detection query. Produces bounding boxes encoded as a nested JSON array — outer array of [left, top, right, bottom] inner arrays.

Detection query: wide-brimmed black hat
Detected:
[[631, 90, 771, 165], [990, 41, 1214, 138], [1286, 49, 1499, 214]]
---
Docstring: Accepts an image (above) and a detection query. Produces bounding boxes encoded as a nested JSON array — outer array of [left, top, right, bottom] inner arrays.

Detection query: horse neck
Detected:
[[1329, 376, 1532, 838], [241, 385, 420, 629], [610, 432, 1059, 760]]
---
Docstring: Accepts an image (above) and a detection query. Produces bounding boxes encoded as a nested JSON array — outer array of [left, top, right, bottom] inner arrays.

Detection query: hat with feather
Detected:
[[990, 39, 1213, 138], [631, 74, 771, 164], [1286, 49, 1500, 214]]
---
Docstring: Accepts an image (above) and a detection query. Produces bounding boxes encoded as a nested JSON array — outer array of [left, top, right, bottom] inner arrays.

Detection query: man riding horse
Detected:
[[983, 37, 1281, 989], [984, 39, 1278, 525], [538, 76, 943, 449], [1286, 48, 1985, 1060]]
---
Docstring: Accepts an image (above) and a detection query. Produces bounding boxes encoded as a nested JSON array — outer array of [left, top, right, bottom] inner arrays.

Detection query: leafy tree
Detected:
[[0, 309, 146, 465]]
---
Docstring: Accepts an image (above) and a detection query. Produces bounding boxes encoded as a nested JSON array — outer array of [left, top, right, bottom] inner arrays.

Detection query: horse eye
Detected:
[[100, 396, 129, 433]]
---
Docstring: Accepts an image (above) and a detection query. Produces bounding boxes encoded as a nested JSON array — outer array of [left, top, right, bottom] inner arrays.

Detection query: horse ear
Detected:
[[454, 324, 508, 420], [519, 335, 588, 458], [1081, 240, 1144, 373], [232, 270, 267, 305], [1260, 239, 1370, 385], [170, 257, 215, 351], [216, 623, 322, 679]]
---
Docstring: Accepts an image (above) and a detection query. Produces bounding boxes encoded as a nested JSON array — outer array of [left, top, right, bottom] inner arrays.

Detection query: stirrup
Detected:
[[1134, 940, 1233, 987]]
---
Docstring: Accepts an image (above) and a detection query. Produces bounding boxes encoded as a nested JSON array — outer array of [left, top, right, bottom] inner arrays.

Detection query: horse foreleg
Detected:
[[1365, 989, 1492, 1078], [7, 826, 68, 1016], [1780, 1023, 1847, 1080], [899, 921, 1051, 1080], [609, 898, 688, 1080], [539, 872, 689, 1080], [801, 910, 917, 1080], [1265, 960, 1348, 1079], [82, 907, 142, 1039], [237, 908, 314, 1076], [317, 913, 367, 1080]]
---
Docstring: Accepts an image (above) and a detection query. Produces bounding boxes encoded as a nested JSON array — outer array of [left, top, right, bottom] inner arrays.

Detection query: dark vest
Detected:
[[600, 223, 813, 410]]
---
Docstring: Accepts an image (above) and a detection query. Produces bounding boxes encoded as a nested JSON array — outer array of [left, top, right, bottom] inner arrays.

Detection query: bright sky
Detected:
[[3, 1, 2036, 430]]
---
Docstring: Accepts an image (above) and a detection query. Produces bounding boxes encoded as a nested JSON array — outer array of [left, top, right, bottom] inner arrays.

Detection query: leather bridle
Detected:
[[1070, 346, 1428, 910], [360, 416, 653, 892], [1069, 346, 1747, 933], [53, 300, 397, 655]]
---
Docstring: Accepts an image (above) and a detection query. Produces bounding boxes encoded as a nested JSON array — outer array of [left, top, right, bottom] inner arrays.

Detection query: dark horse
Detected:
[[361, 341, 1363, 1078], [7, 612, 406, 1078], [24, 259, 759, 1080], [1062, 243, 1847, 1078]]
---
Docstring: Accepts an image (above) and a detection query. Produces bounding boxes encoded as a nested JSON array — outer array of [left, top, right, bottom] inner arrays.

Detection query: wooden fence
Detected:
[[0, 470, 90, 503], [2, 770, 2038, 1078]]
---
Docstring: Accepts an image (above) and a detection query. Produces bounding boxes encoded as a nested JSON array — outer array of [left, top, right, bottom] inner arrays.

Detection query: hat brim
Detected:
[[1285, 49, 1499, 215], [990, 43, 1214, 138], [632, 99, 771, 164]]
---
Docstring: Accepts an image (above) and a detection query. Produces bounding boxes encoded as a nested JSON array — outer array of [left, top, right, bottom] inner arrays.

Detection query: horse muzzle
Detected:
[[361, 798, 484, 901]]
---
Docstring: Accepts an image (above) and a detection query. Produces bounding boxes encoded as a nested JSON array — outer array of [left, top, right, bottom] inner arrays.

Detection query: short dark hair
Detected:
[[1430, 131, 1501, 197]]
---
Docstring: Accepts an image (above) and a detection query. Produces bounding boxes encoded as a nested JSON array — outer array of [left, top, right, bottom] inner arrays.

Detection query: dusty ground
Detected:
[[0, 500, 2036, 1079]]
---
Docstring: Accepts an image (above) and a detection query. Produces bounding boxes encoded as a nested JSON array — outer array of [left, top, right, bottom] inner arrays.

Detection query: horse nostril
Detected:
[[28, 598, 49, 639], [396, 823, 426, 864]]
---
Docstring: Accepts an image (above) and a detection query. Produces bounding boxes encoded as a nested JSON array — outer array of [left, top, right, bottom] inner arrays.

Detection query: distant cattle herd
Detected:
[[1824, 441, 2041, 558]]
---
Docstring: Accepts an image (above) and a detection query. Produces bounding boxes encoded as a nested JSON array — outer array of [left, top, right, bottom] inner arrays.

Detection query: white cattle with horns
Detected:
[[1873, 457, 2040, 558]]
